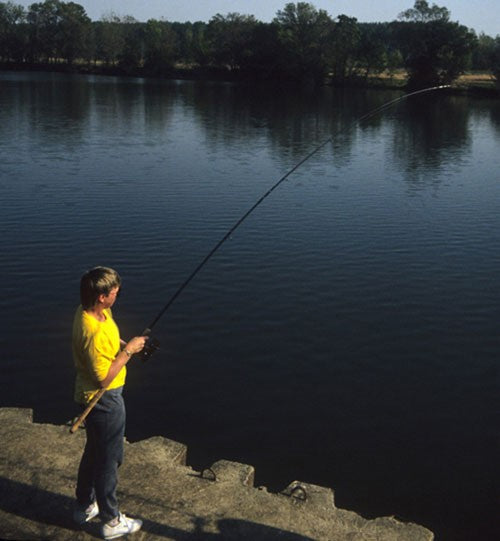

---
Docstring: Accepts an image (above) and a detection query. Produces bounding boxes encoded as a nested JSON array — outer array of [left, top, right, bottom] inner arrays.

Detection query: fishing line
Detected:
[[146, 84, 450, 332]]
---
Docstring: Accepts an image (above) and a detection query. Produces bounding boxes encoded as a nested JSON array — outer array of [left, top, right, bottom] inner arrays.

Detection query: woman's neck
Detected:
[[85, 306, 106, 322]]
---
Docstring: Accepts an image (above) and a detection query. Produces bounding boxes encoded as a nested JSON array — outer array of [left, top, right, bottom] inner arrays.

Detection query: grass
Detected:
[[365, 70, 498, 94], [454, 71, 497, 90]]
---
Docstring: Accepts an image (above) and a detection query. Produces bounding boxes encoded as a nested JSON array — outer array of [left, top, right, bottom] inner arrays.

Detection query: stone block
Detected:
[[206, 459, 255, 487], [0, 408, 33, 423], [126, 435, 187, 466]]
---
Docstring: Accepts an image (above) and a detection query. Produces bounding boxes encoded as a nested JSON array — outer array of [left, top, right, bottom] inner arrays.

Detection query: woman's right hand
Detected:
[[126, 336, 148, 355]]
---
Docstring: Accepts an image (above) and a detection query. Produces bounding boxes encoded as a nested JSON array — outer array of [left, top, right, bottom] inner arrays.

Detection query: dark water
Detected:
[[0, 72, 498, 540]]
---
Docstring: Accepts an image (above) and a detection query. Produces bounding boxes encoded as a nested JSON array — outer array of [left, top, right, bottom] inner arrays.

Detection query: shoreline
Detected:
[[0, 407, 434, 541], [1, 61, 498, 97]]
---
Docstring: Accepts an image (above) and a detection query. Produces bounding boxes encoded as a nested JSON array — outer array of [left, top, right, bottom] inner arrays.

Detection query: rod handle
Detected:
[[69, 388, 106, 434]]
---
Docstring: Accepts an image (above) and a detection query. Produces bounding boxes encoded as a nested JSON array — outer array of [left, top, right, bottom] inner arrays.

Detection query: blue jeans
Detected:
[[76, 387, 125, 522]]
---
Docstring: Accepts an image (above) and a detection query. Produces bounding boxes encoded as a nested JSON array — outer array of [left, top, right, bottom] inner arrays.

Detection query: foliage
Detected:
[[26, 0, 59, 61], [207, 13, 259, 71], [0, 0, 496, 88], [273, 2, 333, 82], [492, 37, 500, 85], [472, 33, 496, 71], [394, 1, 477, 88], [356, 24, 388, 79], [143, 19, 176, 75], [398, 0, 450, 22], [327, 15, 361, 82], [26, 0, 90, 63], [174, 21, 211, 67], [56, 1, 90, 64], [395, 18, 476, 87], [0, 1, 26, 61], [94, 14, 125, 66]]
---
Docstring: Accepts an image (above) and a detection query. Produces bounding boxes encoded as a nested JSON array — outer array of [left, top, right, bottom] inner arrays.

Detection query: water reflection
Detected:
[[389, 94, 471, 187], [0, 73, 486, 184], [486, 97, 500, 132], [0, 73, 91, 154], [171, 82, 405, 166], [142, 81, 176, 130], [3, 74, 481, 185], [144, 81, 479, 187]]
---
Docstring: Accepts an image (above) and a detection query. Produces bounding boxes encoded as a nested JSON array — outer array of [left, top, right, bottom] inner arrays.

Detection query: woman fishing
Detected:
[[72, 266, 147, 539]]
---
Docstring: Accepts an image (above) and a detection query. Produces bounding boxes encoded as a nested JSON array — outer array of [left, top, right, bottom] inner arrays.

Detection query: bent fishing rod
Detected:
[[145, 84, 450, 331], [70, 84, 449, 433]]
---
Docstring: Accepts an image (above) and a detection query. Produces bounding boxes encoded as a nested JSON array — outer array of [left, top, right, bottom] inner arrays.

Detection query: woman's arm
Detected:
[[99, 335, 147, 389]]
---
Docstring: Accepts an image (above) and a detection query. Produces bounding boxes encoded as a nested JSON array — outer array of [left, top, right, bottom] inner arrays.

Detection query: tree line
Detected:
[[1, 0, 499, 88]]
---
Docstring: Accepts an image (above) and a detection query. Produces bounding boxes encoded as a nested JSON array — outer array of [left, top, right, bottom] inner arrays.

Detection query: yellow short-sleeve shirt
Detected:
[[72, 305, 126, 404]]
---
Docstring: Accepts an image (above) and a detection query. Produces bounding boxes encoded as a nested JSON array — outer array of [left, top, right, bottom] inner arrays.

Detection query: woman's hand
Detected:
[[125, 336, 148, 355], [100, 335, 148, 389]]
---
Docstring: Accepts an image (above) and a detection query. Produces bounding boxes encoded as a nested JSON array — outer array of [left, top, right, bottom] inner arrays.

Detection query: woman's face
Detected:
[[102, 286, 120, 309]]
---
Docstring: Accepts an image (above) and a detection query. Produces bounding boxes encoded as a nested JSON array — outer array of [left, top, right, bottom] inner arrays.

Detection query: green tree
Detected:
[[356, 25, 389, 80], [94, 14, 125, 66], [273, 2, 333, 82], [492, 37, 500, 85], [27, 0, 59, 62], [397, 1, 476, 87], [471, 32, 496, 70], [327, 14, 361, 82], [171, 21, 192, 64], [189, 21, 210, 67], [0, 1, 27, 61], [399, 0, 450, 22], [386, 48, 404, 79], [242, 20, 282, 78], [143, 19, 176, 75], [26, 0, 90, 63], [56, 1, 90, 64], [207, 12, 259, 71], [118, 16, 144, 72]]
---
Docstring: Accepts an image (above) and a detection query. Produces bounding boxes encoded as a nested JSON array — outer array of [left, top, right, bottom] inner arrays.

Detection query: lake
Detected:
[[0, 71, 498, 540]]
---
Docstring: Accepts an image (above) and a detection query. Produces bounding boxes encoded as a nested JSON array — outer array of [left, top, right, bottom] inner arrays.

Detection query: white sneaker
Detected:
[[73, 500, 99, 525], [102, 512, 142, 539]]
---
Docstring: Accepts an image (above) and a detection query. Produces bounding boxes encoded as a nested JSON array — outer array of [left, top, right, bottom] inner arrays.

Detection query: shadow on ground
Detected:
[[0, 476, 314, 540]]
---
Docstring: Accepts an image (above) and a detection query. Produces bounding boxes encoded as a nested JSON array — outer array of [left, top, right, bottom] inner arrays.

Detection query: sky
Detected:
[[16, 1, 500, 36]]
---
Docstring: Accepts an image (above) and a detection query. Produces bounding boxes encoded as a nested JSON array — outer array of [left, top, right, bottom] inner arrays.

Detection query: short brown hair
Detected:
[[80, 266, 121, 309]]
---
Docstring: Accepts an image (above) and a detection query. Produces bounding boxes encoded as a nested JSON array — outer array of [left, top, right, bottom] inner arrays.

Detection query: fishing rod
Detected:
[[144, 84, 450, 334], [70, 84, 449, 433]]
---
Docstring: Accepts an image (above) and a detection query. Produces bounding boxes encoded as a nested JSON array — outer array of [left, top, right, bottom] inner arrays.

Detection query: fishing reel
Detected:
[[140, 328, 160, 362]]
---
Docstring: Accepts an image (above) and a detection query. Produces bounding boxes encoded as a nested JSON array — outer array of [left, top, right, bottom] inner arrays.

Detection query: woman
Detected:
[[72, 266, 146, 539]]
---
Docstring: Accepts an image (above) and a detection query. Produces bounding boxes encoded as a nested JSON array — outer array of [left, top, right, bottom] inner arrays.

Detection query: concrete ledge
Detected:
[[0, 407, 434, 540], [281, 481, 335, 509], [0, 407, 34, 423], [204, 460, 255, 486], [126, 435, 188, 467]]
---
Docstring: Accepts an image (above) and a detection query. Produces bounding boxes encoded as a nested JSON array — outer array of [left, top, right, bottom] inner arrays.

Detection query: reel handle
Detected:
[[140, 328, 160, 362]]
